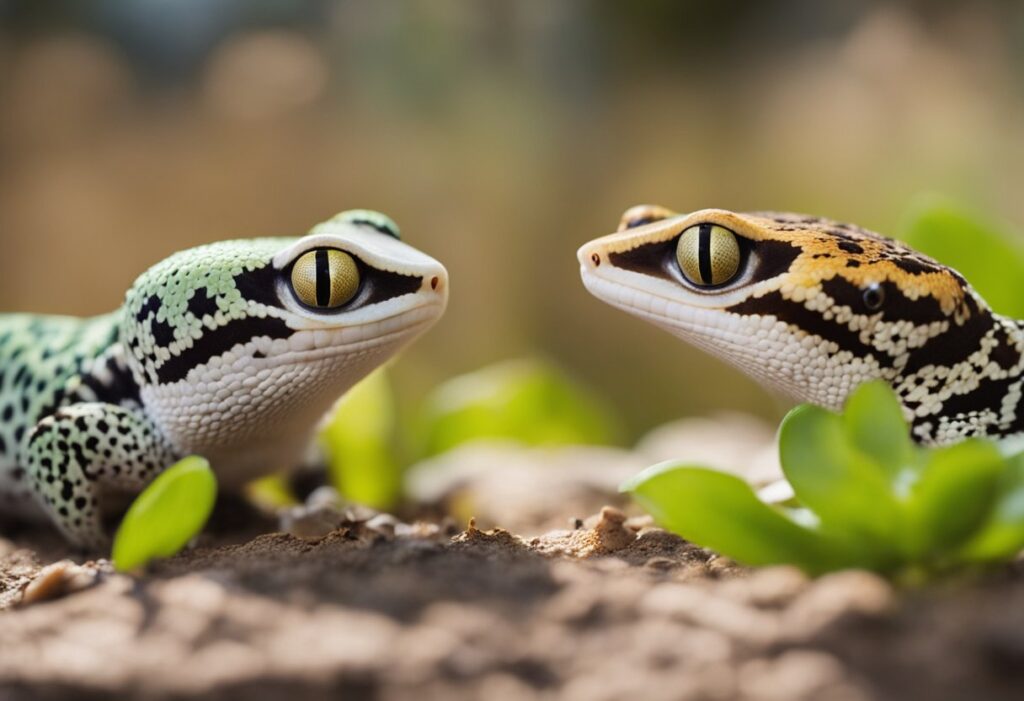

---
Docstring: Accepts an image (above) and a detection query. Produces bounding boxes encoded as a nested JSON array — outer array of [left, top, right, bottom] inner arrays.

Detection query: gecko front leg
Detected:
[[25, 402, 178, 548]]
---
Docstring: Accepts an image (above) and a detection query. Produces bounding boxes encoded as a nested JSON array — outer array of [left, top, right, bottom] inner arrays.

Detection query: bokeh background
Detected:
[[3, 0, 1024, 441]]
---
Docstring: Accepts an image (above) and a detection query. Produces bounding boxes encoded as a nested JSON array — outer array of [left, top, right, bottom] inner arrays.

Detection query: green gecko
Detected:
[[0, 210, 448, 547]]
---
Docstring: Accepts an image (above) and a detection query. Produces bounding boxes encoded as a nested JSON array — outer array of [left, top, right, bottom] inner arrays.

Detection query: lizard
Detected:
[[577, 205, 1024, 448], [0, 210, 448, 547]]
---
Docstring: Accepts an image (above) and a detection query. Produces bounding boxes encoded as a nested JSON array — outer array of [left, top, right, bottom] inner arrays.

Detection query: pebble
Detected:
[[19, 560, 100, 606]]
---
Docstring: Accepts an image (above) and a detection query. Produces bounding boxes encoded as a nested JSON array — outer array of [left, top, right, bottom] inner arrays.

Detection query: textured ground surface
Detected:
[[3, 502, 1024, 701]]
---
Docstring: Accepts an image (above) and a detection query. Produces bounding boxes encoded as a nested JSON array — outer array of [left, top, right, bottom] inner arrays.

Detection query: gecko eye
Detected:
[[290, 248, 360, 309], [862, 282, 885, 311], [676, 224, 741, 287]]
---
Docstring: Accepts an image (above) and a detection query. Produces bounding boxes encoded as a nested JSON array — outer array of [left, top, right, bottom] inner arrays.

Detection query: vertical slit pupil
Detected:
[[314, 249, 331, 306], [697, 224, 713, 284]]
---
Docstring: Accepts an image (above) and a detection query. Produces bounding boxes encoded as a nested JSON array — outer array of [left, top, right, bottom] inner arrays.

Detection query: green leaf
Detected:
[[959, 452, 1024, 562], [842, 380, 916, 480], [900, 195, 1024, 318], [622, 463, 853, 574], [320, 369, 401, 509], [418, 359, 620, 456], [620, 361, 1024, 578], [903, 440, 1004, 559], [779, 404, 903, 560], [112, 456, 217, 572]]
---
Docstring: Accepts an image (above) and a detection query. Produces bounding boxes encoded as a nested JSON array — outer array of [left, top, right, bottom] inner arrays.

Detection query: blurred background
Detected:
[[3, 0, 1024, 442]]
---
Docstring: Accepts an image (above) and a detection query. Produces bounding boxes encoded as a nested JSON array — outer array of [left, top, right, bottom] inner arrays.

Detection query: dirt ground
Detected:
[[2, 497, 1024, 701]]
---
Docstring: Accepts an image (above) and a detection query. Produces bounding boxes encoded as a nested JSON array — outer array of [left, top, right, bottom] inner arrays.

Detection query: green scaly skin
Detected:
[[0, 210, 448, 548]]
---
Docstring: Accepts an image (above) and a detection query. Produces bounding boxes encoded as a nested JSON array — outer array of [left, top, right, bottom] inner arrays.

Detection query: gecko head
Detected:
[[122, 210, 448, 462], [578, 205, 989, 411]]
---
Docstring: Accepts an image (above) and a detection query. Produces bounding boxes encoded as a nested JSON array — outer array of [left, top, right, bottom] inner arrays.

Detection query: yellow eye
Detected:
[[290, 249, 360, 309], [676, 224, 741, 286]]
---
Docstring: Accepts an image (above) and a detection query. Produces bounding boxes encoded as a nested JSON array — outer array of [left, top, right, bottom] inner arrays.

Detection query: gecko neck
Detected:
[[903, 309, 1024, 445]]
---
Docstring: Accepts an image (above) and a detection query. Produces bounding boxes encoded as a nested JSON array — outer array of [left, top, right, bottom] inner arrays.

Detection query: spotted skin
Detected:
[[579, 206, 1024, 446], [25, 403, 175, 548], [0, 211, 448, 546], [0, 314, 135, 522]]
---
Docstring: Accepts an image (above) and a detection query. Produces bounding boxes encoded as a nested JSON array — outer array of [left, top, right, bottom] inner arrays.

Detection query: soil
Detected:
[[0, 429, 1021, 701], [3, 497, 1024, 701]]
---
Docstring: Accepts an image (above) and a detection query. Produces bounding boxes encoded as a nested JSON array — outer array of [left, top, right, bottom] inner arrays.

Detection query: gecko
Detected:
[[0, 210, 448, 546], [578, 205, 1024, 447]]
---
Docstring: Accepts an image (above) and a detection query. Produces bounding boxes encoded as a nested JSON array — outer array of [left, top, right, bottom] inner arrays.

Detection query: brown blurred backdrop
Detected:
[[2, 1, 1024, 439]]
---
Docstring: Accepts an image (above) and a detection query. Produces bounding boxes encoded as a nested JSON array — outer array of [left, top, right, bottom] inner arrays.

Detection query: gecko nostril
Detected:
[[430, 276, 440, 290], [590, 253, 601, 267]]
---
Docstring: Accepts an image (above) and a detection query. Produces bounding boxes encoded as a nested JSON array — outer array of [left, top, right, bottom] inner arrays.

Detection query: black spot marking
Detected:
[[990, 324, 1022, 372], [348, 217, 400, 240], [625, 216, 660, 229], [80, 353, 141, 406], [891, 256, 944, 276], [900, 301, 996, 376], [837, 241, 864, 254], [747, 240, 803, 284], [728, 290, 893, 369], [928, 376, 1016, 430], [352, 265, 422, 308], [136, 294, 162, 322], [608, 239, 676, 280], [187, 288, 221, 320], [233, 264, 285, 310], [820, 278, 949, 326], [155, 316, 294, 384], [34, 388, 68, 428], [150, 319, 175, 347]]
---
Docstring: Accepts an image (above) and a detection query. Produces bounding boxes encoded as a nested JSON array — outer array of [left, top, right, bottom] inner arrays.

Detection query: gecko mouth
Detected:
[[580, 263, 693, 315], [579, 269, 705, 333], [155, 302, 444, 388], [280, 302, 445, 357]]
